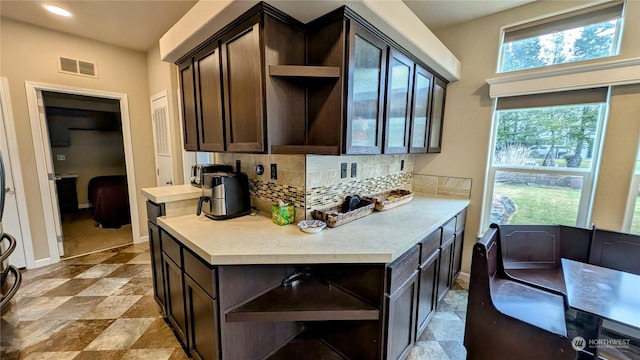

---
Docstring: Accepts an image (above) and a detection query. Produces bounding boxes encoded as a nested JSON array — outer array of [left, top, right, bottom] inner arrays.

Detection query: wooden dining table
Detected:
[[561, 258, 640, 358]]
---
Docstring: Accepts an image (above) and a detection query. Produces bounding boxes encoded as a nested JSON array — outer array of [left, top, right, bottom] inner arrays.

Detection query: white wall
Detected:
[[0, 18, 156, 261], [146, 43, 184, 185]]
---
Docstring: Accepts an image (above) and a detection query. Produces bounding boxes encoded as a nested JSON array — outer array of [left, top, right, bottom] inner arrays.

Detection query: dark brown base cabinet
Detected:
[[385, 246, 420, 360], [148, 221, 165, 314], [185, 275, 220, 360], [146, 201, 466, 360], [416, 250, 439, 337], [162, 249, 187, 345]]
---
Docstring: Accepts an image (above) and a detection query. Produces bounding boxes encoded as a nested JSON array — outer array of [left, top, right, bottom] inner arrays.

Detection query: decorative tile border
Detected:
[[249, 179, 305, 211], [305, 172, 413, 214]]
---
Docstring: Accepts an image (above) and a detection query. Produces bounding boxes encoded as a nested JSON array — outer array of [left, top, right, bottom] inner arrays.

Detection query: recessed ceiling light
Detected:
[[43, 4, 73, 18]]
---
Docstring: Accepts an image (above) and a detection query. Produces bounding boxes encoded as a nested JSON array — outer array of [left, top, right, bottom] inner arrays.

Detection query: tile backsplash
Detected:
[[412, 174, 472, 199], [305, 154, 414, 218], [208, 153, 470, 221], [214, 153, 306, 222]]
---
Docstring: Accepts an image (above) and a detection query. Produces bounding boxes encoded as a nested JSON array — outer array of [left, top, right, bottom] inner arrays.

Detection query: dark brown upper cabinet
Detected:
[[428, 77, 447, 153], [195, 43, 225, 152], [221, 17, 264, 152], [345, 22, 387, 155], [178, 43, 226, 152], [176, 3, 448, 155], [179, 60, 198, 151], [383, 49, 414, 154], [409, 65, 434, 154], [177, 3, 305, 153]]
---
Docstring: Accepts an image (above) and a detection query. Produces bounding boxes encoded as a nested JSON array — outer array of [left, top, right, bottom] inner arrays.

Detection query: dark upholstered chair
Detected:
[[464, 224, 577, 360]]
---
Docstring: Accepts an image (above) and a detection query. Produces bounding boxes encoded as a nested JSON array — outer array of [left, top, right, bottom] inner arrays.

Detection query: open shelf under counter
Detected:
[[266, 331, 346, 360], [225, 277, 379, 322], [269, 65, 340, 78]]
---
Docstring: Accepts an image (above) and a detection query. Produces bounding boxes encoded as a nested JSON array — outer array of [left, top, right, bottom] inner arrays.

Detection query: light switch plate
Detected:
[[56, 154, 66, 161]]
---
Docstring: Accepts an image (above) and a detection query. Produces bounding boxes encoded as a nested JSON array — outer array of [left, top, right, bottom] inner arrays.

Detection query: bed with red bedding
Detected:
[[88, 175, 131, 229]]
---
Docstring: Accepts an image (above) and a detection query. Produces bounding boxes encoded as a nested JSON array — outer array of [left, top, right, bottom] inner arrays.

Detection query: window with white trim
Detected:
[[482, 88, 609, 228], [625, 146, 640, 233], [499, 0, 624, 73]]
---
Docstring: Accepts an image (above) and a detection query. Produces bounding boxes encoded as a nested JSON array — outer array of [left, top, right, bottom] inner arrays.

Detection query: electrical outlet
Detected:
[[401, 160, 405, 171], [341, 163, 347, 178], [56, 154, 66, 161], [270, 164, 277, 180], [351, 163, 357, 177]]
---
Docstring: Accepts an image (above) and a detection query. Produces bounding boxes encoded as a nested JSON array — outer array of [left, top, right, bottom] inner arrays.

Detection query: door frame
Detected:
[[150, 90, 175, 187], [0, 77, 34, 268], [25, 81, 141, 265]]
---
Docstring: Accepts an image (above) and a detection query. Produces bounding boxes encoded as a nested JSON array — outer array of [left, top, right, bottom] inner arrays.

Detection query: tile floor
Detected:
[[1, 243, 469, 360]]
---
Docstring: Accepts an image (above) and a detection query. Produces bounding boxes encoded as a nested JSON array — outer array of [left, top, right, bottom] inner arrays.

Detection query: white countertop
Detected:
[[158, 195, 469, 265], [141, 184, 201, 203]]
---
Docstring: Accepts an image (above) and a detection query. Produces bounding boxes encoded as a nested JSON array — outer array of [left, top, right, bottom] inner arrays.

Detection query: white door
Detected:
[[36, 91, 65, 256], [151, 91, 174, 187], [0, 83, 27, 268]]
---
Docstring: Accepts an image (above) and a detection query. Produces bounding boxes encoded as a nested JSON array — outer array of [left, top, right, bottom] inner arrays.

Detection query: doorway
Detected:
[[26, 81, 141, 265], [43, 92, 132, 258]]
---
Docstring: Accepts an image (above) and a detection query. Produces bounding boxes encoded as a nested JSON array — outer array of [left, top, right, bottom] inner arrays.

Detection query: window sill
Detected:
[[486, 57, 640, 98]]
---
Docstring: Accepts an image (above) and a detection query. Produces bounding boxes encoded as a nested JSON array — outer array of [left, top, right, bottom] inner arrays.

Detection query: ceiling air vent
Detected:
[[58, 56, 98, 78]]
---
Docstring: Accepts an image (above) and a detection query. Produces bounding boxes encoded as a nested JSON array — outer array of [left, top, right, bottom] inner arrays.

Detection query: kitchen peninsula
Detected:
[[142, 186, 468, 360]]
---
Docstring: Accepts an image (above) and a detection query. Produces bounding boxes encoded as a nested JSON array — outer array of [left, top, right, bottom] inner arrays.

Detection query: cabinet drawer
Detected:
[[420, 229, 441, 267], [441, 218, 456, 245], [184, 250, 217, 299], [456, 209, 467, 232], [387, 245, 420, 295], [147, 200, 165, 226], [161, 231, 182, 267]]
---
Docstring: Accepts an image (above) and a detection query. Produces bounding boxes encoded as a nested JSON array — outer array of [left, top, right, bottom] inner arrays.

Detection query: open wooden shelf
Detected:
[[271, 144, 340, 155], [225, 277, 379, 322], [269, 65, 340, 78], [266, 331, 347, 360]]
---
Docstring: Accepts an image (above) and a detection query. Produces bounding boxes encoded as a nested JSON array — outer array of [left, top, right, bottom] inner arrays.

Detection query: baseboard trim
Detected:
[[60, 242, 134, 261], [136, 235, 149, 244], [32, 257, 52, 269], [78, 203, 92, 209], [457, 271, 470, 283]]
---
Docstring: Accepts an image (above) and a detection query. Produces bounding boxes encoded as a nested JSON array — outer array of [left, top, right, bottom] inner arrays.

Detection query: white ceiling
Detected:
[[0, 0, 198, 51], [0, 0, 535, 52]]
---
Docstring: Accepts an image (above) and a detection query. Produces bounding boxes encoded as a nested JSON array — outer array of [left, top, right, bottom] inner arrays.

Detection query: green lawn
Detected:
[[494, 183, 581, 226], [495, 182, 640, 233]]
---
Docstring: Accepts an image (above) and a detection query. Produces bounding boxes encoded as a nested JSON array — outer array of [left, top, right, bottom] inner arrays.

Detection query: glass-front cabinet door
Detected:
[[384, 48, 414, 154], [345, 22, 387, 155], [428, 77, 447, 153], [409, 65, 434, 153]]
